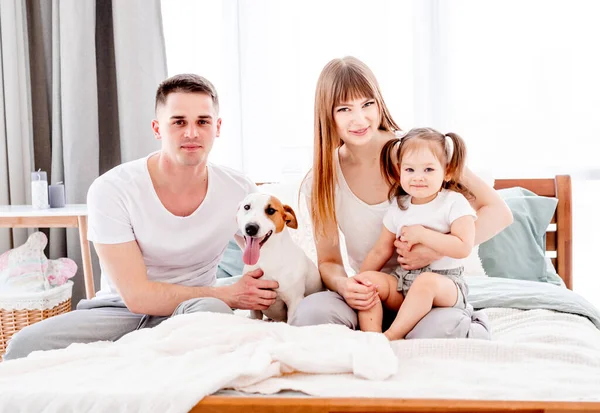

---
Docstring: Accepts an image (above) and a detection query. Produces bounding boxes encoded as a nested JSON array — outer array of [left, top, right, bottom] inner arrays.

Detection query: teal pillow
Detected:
[[479, 187, 563, 285], [216, 239, 245, 278]]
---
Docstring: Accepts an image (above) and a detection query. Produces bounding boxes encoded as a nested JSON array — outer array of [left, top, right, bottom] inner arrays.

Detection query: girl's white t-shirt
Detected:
[[383, 190, 477, 270], [86, 153, 257, 299]]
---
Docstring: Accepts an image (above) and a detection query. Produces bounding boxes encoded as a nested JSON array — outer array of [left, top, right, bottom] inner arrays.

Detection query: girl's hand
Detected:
[[399, 225, 425, 249], [394, 239, 440, 271], [338, 275, 379, 311]]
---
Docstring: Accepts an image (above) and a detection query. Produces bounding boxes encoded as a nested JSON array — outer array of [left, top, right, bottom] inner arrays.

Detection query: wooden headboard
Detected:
[[493, 175, 573, 289]]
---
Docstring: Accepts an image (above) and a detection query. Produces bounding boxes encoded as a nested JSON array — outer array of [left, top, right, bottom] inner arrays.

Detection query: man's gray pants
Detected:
[[2, 296, 232, 361]]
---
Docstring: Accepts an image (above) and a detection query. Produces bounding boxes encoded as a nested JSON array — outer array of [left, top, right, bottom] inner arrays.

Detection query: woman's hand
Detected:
[[394, 239, 440, 270], [337, 274, 379, 311]]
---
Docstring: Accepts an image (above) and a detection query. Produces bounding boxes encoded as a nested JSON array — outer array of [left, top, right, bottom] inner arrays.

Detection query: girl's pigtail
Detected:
[[380, 138, 408, 208], [444, 132, 474, 200]]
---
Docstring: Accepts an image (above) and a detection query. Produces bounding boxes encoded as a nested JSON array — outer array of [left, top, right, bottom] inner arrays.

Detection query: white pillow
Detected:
[[463, 245, 487, 276]]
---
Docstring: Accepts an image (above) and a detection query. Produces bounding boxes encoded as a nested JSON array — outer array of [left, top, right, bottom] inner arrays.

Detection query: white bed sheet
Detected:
[[235, 307, 600, 401]]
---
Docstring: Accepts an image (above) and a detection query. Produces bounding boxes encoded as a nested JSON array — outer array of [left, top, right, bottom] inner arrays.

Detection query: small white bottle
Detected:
[[31, 170, 49, 209]]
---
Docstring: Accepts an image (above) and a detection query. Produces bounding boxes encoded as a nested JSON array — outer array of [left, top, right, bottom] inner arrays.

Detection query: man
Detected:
[[4, 74, 278, 361]]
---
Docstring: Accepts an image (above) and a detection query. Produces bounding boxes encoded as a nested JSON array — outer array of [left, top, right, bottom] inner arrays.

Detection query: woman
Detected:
[[289, 56, 512, 338]]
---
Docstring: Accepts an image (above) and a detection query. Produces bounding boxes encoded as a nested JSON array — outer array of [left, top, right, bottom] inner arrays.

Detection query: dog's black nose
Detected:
[[245, 223, 259, 237]]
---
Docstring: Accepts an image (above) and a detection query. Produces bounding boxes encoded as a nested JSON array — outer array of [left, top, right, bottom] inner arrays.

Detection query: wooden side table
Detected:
[[0, 205, 95, 299]]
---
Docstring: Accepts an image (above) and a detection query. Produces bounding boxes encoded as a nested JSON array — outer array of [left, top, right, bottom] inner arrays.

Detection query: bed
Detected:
[[1, 175, 600, 413], [192, 175, 600, 413]]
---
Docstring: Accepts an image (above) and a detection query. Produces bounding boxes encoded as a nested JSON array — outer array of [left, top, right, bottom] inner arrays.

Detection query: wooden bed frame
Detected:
[[192, 175, 600, 413]]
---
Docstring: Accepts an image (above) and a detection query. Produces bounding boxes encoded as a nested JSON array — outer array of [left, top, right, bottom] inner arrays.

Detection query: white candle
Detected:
[[31, 170, 49, 209]]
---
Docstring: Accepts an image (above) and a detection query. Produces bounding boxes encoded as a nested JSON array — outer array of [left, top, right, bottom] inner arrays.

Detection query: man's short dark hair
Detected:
[[155, 74, 219, 114]]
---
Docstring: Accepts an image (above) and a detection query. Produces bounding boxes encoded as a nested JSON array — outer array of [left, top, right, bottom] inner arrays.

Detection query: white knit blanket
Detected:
[[1, 308, 600, 413], [0, 311, 396, 413]]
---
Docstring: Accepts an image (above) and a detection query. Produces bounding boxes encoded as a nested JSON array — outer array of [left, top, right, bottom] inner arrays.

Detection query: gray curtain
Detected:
[[0, 0, 166, 305], [0, 0, 35, 252]]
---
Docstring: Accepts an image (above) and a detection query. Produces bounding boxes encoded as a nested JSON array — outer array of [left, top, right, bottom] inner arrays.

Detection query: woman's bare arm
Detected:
[[462, 167, 513, 245], [315, 226, 379, 310], [314, 221, 349, 293], [307, 189, 379, 310]]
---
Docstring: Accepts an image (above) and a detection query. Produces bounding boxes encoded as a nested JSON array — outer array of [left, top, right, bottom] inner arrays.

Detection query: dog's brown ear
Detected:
[[283, 205, 298, 229]]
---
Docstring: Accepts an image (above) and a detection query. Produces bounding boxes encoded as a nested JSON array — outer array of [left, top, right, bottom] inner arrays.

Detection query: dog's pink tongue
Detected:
[[243, 236, 260, 265]]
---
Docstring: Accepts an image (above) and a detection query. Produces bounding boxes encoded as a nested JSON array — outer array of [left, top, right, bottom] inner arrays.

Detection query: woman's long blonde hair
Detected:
[[308, 56, 400, 239]]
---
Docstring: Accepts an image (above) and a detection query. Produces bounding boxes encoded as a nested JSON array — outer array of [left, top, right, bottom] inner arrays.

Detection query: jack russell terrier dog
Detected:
[[236, 192, 323, 323]]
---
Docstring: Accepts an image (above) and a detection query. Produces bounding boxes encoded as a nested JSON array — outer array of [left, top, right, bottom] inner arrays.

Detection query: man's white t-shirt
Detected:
[[382, 189, 476, 270], [86, 153, 257, 299]]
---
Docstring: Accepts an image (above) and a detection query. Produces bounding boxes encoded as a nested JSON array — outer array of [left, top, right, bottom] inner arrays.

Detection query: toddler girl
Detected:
[[359, 127, 476, 341]]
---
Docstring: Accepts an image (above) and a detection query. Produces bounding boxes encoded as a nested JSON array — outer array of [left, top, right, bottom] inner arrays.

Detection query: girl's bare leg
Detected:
[[384, 272, 458, 341], [359, 299, 384, 333], [358, 271, 403, 332]]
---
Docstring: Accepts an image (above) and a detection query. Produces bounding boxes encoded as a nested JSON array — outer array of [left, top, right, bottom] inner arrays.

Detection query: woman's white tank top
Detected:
[[333, 149, 399, 275]]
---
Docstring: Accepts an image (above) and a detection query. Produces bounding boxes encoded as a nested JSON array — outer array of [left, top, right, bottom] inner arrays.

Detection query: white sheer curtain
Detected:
[[161, 0, 600, 305], [434, 0, 600, 178]]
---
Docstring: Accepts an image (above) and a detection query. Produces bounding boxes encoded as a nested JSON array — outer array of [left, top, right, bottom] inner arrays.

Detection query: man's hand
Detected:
[[399, 225, 425, 250], [394, 239, 440, 271], [338, 274, 379, 311], [224, 269, 279, 310]]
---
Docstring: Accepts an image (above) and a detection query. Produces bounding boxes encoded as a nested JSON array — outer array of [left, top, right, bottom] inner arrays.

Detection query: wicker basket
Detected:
[[0, 281, 73, 358]]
